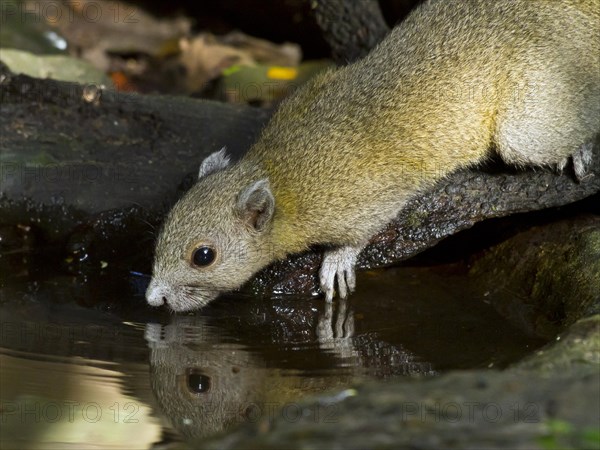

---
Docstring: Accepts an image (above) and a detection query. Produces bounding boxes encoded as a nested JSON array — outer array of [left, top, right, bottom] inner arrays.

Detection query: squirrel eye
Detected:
[[192, 246, 216, 267], [187, 370, 211, 394]]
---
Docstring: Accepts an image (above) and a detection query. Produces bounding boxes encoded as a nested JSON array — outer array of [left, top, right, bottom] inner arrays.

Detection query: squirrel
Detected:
[[147, 0, 600, 312]]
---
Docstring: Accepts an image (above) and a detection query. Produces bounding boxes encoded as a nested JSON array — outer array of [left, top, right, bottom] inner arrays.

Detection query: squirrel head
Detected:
[[146, 148, 276, 312]]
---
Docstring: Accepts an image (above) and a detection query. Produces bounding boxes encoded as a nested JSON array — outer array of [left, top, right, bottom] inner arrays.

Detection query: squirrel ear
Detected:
[[198, 147, 230, 179], [237, 179, 275, 232]]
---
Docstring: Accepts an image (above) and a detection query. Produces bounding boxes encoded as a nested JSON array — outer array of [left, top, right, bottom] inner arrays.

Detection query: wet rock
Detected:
[[515, 316, 599, 378], [468, 216, 600, 338], [62, 205, 159, 273], [0, 223, 36, 253], [200, 369, 599, 450]]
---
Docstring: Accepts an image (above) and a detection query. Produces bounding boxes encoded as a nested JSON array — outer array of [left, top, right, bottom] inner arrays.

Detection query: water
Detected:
[[0, 262, 548, 449]]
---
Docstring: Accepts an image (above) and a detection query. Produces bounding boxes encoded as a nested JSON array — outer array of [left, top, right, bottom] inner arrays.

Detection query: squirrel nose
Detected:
[[146, 282, 168, 307]]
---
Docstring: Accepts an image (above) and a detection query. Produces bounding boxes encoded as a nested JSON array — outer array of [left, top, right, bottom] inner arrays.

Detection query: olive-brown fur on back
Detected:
[[245, 0, 599, 250]]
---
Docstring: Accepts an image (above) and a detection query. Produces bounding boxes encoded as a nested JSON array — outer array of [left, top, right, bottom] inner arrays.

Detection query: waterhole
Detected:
[[0, 262, 547, 448]]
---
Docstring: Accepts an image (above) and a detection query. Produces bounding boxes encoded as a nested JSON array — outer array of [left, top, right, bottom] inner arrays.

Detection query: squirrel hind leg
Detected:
[[494, 67, 599, 171], [495, 108, 595, 170], [319, 245, 363, 302]]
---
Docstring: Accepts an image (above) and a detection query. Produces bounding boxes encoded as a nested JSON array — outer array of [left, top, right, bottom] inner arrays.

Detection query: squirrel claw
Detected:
[[319, 245, 362, 302], [573, 142, 594, 182]]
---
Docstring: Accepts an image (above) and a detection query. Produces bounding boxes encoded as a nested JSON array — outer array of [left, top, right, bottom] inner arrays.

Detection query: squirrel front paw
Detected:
[[319, 245, 362, 302]]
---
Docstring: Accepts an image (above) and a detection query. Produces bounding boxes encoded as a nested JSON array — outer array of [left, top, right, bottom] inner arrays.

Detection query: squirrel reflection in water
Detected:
[[144, 300, 434, 440]]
